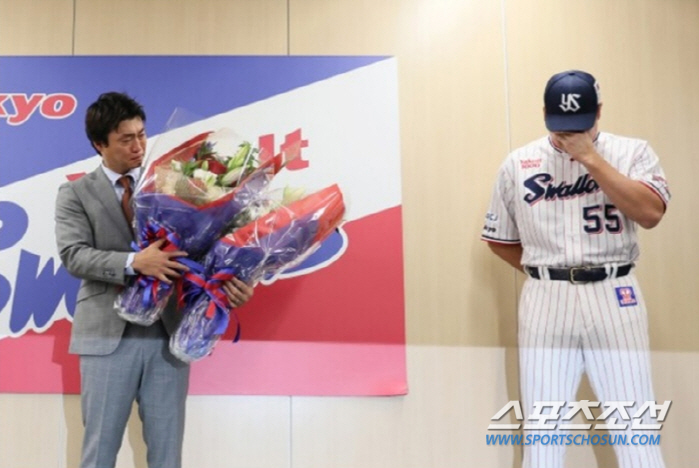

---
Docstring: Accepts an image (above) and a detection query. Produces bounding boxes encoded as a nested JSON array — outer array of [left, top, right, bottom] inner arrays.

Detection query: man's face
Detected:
[[95, 117, 146, 174]]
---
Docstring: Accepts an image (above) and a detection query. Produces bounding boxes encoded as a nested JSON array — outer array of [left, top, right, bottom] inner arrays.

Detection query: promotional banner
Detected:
[[0, 56, 406, 395]]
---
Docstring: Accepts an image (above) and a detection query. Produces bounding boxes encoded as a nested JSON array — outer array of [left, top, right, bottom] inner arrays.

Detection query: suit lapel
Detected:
[[86, 168, 135, 241]]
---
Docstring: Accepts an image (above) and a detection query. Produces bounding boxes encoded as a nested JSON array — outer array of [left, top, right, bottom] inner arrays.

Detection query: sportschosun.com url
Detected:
[[486, 433, 661, 446]]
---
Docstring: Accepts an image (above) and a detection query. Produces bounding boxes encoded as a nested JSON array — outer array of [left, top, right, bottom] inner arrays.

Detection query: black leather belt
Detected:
[[524, 264, 633, 284]]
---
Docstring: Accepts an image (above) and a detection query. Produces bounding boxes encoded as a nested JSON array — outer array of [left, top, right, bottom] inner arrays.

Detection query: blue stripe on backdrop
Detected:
[[0, 55, 388, 187]]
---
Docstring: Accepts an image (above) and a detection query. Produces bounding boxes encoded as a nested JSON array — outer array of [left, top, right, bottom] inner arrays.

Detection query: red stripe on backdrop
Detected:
[[0, 320, 77, 393], [190, 341, 407, 395], [0, 206, 406, 395], [232, 206, 405, 344]]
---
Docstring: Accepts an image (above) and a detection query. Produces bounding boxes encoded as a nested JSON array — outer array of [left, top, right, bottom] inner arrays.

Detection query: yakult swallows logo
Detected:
[[0, 93, 78, 125], [559, 93, 581, 112], [524, 173, 600, 205]]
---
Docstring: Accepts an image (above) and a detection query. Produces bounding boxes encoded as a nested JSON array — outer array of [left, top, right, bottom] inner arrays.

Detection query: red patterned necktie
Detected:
[[117, 175, 134, 225]]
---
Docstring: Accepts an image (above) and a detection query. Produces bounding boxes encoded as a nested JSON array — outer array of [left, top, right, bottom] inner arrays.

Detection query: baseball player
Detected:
[[482, 70, 669, 468]]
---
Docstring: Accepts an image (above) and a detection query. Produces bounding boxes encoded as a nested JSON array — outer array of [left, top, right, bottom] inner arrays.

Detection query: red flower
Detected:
[[206, 158, 228, 175]]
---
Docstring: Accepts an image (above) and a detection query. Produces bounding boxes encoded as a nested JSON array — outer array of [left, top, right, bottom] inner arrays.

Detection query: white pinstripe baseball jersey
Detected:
[[481, 132, 671, 267], [482, 131, 670, 468]]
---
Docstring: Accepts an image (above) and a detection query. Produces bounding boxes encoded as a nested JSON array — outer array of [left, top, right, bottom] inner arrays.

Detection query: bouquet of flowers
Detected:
[[115, 128, 283, 326], [169, 184, 346, 363]]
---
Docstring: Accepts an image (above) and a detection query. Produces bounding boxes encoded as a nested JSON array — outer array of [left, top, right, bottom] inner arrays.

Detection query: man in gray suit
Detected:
[[55, 92, 253, 468]]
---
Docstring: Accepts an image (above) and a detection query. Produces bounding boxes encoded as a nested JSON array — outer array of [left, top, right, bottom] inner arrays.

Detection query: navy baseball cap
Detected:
[[544, 70, 601, 132]]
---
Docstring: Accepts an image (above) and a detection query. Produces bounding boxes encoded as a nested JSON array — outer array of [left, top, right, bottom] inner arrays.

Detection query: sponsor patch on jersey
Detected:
[[520, 158, 542, 169], [615, 286, 638, 307], [485, 211, 499, 222]]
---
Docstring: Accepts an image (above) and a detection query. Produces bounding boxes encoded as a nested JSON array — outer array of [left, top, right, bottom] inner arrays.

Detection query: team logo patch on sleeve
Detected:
[[615, 286, 638, 307]]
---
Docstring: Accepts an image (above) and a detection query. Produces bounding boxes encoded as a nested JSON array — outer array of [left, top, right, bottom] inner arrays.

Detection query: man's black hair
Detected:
[[85, 92, 146, 153]]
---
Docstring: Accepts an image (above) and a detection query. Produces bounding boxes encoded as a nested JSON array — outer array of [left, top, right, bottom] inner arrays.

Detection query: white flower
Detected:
[[206, 128, 244, 161], [220, 167, 245, 187], [192, 168, 218, 187], [171, 160, 183, 172]]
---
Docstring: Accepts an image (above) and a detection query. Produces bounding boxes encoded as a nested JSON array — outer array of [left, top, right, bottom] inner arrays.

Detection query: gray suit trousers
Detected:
[[79, 321, 190, 468]]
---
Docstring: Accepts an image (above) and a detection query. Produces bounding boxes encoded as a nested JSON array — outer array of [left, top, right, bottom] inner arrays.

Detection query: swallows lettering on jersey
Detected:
[[523, 173, 600, 205]]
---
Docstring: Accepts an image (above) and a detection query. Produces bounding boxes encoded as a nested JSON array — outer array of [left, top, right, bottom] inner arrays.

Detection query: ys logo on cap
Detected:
[[559, 93, 581, 112]]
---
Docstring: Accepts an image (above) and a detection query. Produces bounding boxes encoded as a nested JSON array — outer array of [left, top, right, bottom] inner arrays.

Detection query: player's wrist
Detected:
[[576, 150, 602, 167]]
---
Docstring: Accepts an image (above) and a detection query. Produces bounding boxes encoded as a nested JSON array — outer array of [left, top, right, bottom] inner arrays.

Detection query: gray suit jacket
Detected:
[[55, 166, 180, 355]]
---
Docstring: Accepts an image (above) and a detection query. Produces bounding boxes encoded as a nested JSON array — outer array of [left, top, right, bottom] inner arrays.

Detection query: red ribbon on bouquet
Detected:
[[182, 266, 241, 340], [130, 220, 184, 307]]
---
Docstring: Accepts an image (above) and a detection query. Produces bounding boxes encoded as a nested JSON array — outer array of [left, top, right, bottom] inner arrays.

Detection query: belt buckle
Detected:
[[569, 266, 589, 284]]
